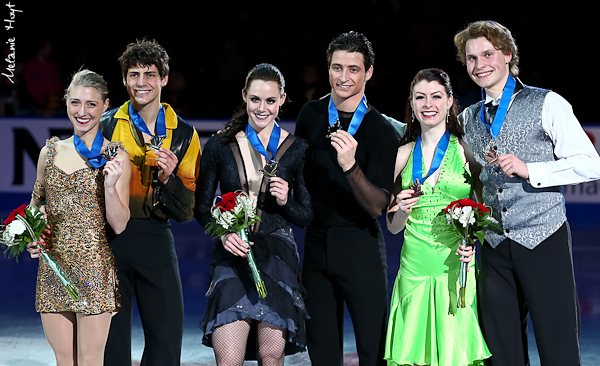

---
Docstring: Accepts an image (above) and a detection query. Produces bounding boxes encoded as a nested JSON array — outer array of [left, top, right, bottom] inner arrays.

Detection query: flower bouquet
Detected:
[[439, 198, 491, 308], [205, 191, 267, 298], [1, 204, 79, 300]]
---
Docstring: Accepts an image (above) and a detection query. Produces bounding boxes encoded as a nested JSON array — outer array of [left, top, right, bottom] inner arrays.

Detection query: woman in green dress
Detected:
[[384, 68, 490, 366]]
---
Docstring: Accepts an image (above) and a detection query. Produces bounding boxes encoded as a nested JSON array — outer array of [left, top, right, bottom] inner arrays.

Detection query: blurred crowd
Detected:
[[0, 3, 590, 123]]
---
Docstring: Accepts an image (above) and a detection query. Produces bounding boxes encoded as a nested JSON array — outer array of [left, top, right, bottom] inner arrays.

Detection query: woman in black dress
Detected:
[[195, 63, 312, 366]]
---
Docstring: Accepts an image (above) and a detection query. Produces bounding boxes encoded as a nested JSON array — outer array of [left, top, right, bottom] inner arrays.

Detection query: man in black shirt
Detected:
[[295, 31, 398, 366]]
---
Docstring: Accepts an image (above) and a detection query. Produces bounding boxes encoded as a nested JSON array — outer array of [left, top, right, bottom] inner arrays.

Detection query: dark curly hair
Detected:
[[401, 68, 462, 145], [118, 38, 170, 79], [220, 63, 287, 143], [326, 31, 375, 70]]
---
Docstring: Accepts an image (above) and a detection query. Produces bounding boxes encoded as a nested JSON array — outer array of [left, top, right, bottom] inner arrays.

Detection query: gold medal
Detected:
[[100, 144, 120, 161], [259, 161, 278, 178]]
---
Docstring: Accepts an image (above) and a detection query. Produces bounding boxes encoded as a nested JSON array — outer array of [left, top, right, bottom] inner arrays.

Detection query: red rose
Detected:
[[459, 198, 476, 207], [216, 192, 239, 212], [445, 200, 459, 213], [477, 203, 490, 213], [3, 204, 26, 225]]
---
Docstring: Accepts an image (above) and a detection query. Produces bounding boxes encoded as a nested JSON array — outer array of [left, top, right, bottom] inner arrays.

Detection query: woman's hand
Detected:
[[27, 240, 48, 259], [395, 189, 419, 215], [269, 177, 289, 206], [37, 205, 52, 249], [456, 244, 476, 271], [103, 158, 124, 188], [220, 232, 252, 257]]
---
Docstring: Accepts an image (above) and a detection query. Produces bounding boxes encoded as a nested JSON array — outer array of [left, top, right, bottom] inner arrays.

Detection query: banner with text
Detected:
[[0, 117, 295, 192], [0, 118, 598, 203]]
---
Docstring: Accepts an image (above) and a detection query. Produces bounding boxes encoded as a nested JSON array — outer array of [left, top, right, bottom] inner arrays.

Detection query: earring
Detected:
[[446, 109, 450, 124]]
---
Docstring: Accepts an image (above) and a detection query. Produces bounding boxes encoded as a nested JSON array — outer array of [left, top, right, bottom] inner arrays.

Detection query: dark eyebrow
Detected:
[[248, 94, 278, 100], [331, 63, 362, 69]]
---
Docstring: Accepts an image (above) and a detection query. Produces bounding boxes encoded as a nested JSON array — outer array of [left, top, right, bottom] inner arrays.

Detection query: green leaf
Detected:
[[474, 231, 486, 245]]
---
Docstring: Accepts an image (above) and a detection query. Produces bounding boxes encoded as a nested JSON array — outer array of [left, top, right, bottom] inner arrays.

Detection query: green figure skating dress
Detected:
[[384, 135, 491, 366]]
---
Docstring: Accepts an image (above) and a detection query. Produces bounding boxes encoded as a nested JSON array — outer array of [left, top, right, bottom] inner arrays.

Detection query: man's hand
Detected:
[[156, 148, 178, 184], [330, 130, 358, 172], [498, 154, 529, 179]]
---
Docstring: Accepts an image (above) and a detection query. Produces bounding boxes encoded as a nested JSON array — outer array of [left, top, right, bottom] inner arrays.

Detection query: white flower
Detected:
[[236, 194, 255, 215], [6, 220, 26, 236], [461, 205, 473, 216], [210, 207, 222, 220], [452, 207, 461, 220], [2, 229, 16, 244], [233, 204, 242, 215], [458, 206, 476, 228], [216, 211, 235, 229]]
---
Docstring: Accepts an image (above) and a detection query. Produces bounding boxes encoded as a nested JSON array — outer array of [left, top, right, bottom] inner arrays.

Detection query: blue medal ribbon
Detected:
[[328, 94, 368, 135], [74, 129, 107, 168], [479, 74, 516, 138], [412, 131, 450, 184], [245, 121, 281, 162], [129, 102, 166, 137]]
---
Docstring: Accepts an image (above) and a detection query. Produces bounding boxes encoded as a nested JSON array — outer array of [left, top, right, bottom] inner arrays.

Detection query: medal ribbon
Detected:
[[129, 102, 166, 137], [245, 121, 281, 163], [479, 74, 516, 138], [328, 94, 368, 135], [412, 131, 450, 184], [74, 129, 107, 168]]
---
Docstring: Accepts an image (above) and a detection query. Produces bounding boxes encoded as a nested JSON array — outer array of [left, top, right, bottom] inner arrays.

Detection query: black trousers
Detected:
[[478, 223, 581, 366], [302, 223, 389, 366], [103, 217, 184, 366]]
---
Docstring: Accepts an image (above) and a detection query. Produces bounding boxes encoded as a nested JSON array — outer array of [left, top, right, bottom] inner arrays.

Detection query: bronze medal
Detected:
[[326, 120, 342, 138], [485, 145, 499, 166], [409, 179, 424, 198]]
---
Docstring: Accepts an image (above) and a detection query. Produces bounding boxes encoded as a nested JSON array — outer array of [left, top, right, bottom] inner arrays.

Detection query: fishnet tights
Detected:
[[212, 319, 287, 366]]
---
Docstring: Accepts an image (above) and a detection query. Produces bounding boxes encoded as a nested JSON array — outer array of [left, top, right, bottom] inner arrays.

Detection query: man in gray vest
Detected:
[[454, 20, 600, 366]]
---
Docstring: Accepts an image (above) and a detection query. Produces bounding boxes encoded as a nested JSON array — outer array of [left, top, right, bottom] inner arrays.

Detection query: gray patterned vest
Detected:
[[461, 86, 566, 249]]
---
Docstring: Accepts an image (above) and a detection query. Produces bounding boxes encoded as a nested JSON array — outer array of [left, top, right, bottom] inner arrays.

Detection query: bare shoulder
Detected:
[[457, 137, 477, 165], [394, 141, 414, 177]]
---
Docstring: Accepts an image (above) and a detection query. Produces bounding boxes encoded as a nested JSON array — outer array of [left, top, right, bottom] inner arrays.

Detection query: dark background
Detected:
[[1, 2, 594, 124], [1, 5, 599, 362]]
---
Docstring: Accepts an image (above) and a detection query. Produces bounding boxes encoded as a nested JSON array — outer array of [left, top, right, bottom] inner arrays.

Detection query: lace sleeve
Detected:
[[280, 140, 313, 228], [31, 179, 45, 207], [30, 137, 60, 207], [194, 136, 221, 228], [344, 162, 390, 219]]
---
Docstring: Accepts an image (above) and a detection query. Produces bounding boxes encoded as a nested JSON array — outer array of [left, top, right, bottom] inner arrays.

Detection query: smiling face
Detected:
[[123, 64, 168, 110], [465, 36, 512, 98], [328, 50, 372, 109], [243, 79, 286, 133], [411, 80, 453, 131], [67, 85, 109, 135]]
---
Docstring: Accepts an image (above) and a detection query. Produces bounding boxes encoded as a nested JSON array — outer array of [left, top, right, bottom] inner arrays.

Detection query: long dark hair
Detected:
[[401, 68, 462, 145], [220, 63, 287, 143]]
